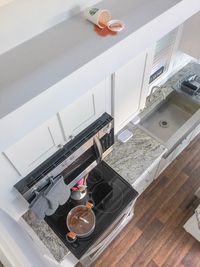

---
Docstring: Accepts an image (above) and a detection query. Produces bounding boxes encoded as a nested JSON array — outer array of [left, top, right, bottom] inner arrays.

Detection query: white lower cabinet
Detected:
[[156, 123, 200, 177], [4, 116, 64, 176], [184, 214, 200, 242], [156, 151, 174, 177], [58, 78, 111, 142], [133, 157, 161, 194], [190, 123, 200, 141], [172, 129, 194, 161]]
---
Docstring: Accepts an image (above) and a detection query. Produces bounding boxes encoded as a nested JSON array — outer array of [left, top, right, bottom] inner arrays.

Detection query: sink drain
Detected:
[[159, 120, 169, 128]]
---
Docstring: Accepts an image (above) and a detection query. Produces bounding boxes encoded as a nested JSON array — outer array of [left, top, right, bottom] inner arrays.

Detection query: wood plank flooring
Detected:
[[77, 134, 200, 267]]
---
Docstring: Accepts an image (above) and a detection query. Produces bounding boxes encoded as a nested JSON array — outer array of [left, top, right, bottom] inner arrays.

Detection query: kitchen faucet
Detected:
[[148, 85, 166, 103]]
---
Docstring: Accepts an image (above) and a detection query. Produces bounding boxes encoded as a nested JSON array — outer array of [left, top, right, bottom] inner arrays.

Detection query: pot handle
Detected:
[[66, 231, 77, 243], [86, 201, 94, 209]]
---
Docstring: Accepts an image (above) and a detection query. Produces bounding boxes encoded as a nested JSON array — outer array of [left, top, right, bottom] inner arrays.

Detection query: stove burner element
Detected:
[[92, 182, 123, 213], [88, 170, 104, 184]]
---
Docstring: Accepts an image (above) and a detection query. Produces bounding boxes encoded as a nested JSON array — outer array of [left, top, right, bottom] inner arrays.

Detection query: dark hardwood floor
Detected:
[[78, 134, 200, 267]]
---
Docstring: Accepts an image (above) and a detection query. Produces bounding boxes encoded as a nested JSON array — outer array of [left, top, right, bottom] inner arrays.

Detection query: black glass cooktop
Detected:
[[45, 161, 138, 259]]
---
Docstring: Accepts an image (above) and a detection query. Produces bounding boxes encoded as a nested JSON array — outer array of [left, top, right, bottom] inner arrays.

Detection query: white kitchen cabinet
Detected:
[[4, 116, 64, 176], [113, 48, 155, 133], [172, 139, 189, 160], [156, 131, 193, 176], [171, 129, 194, 161], [133, 156, 161, 195], [184, 213, 200, 242], [156, 151, 175, 177], [190, 123, 200, 141], [179, 12, 200, 60], [58, 78, 111, 142], [156, 126, 197, 177]]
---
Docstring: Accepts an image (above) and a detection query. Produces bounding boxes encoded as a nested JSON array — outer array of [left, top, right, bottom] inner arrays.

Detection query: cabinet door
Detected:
[[184, 214, 200, 242], [58, 78, 111, 142], [4, 116, 64, 176], [190, 123, 200, 141], [157, 151, 174, 177], [172, 129, 194, 161], [179, 12, 200, 59], [134, 157, 161, 194], [133, 171, 149, 195], [113, 51, 149, 132]]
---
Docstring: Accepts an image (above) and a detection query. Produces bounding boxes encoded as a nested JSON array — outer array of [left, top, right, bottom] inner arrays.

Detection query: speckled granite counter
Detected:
[[22, 211, 69, 262], [22, 124, 165, 262], [105, 125, 165, 185]]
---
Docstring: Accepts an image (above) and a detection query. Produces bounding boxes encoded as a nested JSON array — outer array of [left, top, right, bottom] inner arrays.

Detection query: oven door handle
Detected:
[[83, 203, 134, 260], [94, 135, 103, 164]]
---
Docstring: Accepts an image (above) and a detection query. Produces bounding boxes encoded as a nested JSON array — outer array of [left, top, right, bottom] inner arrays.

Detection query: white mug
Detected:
[[84, 8, 111, 28]]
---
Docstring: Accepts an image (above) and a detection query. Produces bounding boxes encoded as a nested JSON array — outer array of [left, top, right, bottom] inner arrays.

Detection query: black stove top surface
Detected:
[[45, 161, 138, 259]]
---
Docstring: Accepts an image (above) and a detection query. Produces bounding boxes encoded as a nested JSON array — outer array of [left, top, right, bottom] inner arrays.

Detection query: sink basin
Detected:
[[139, 91, 200, 143]]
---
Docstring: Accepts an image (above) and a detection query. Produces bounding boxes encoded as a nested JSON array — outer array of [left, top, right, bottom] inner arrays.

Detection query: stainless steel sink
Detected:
[[139, 91, 200, 143]]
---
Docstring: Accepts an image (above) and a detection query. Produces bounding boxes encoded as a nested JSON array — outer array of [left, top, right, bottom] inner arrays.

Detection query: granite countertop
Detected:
[[105, 125, 166, 185], [22, 124, 165, 262], [22, 211, 69, 262]]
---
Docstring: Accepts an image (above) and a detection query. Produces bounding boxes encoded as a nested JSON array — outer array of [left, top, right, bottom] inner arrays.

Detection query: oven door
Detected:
[[80, 199, 137, 267]]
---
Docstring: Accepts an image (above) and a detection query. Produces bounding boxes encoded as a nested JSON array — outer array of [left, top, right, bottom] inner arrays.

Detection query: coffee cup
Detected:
[[84, 8, 111, 29]]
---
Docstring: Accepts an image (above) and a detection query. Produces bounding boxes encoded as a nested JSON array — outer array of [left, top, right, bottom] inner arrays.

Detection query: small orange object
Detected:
[[67, 231, 77, 240], [94, 25, 118, 37], [86, 201, 94, 209]]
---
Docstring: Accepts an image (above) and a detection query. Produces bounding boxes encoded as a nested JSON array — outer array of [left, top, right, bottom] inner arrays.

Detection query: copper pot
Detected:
[[66, 202, 95, 242]]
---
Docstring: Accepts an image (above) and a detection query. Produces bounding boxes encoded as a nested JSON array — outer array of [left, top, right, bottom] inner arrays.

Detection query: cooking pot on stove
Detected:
[[66, 201, 95, 242]]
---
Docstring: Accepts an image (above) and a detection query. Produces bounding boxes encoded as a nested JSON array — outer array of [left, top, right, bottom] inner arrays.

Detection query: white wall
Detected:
[[0, 0, 100, 55]]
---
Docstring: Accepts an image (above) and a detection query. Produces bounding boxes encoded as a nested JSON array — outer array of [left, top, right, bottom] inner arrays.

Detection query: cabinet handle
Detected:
[[69, 135, 75, 140], [94, 135, 103, 163]]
